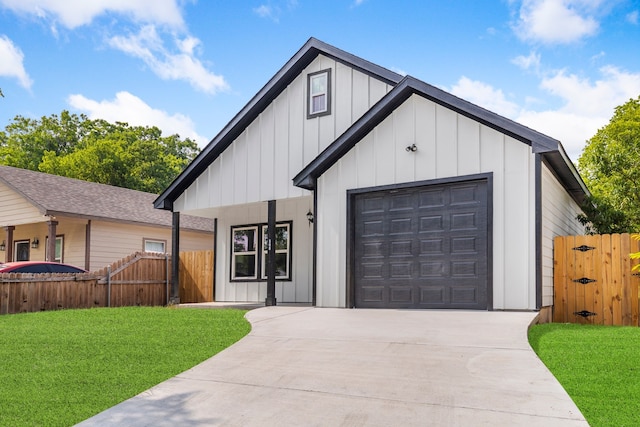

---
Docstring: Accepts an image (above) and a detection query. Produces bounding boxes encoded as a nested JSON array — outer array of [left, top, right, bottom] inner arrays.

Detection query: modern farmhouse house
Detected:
[[155, 38, 587, 311]]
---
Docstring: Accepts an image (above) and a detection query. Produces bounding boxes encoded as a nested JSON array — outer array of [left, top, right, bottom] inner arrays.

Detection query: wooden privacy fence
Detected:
[[0, 250, 215, 315], [179, 250, 214, 303], [554, 234, 640, 326]]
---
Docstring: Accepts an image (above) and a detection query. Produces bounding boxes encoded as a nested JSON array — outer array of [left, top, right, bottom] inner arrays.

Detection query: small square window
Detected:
[[307, 69, 331, 118], [144, 239, 166, 253]]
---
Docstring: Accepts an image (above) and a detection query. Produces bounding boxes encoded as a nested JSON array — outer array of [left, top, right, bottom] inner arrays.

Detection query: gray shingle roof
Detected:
[[0, 165, 213, 232]]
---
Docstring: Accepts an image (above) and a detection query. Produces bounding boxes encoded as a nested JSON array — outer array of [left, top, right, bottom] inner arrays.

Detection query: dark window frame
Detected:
[[230, 221, 293, 282], [307, 69, 332, 119]]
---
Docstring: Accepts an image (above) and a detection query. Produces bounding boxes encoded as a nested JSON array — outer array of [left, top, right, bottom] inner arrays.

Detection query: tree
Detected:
[[0, 111, 200, 193], [577, 96, 640, 232]]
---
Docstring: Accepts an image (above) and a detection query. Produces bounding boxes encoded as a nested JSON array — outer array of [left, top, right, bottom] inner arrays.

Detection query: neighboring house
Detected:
[[154, 37, 588, 311], [0, 165, 214, 272]]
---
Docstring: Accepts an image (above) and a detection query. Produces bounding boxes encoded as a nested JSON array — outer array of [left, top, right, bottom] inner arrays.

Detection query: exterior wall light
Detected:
[[405, 144, 417, 152], [306, 210, 314, 224], [0, 241, 5, 251], [31, 238, 39, 249]]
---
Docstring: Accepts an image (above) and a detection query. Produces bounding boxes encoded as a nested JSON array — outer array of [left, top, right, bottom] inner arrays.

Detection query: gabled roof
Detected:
[[293, 75, 588, 204], [154, 37, 404, 210], [155, 38, 589, 209], [0, 165, 213, 231]]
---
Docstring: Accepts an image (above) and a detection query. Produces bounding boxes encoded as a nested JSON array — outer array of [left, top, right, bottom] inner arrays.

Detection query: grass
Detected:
[[0, 306, 251, 427], [529, 323, 640, 427]]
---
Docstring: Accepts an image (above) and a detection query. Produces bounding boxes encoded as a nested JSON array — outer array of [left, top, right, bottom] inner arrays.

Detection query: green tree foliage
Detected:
[[577, 96, 640, 233], [0, 111, 199, 193]]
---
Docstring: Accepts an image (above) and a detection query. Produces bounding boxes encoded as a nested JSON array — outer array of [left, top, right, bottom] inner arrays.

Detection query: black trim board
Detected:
[[294, 76, 565, 191], [346, 173, 494, 310], [535, 154, 543, 310], [154, 37, 403, 211]]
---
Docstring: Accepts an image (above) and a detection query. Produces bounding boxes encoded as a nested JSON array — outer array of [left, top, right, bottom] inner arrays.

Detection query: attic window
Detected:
[[307, 69, 331, 118]]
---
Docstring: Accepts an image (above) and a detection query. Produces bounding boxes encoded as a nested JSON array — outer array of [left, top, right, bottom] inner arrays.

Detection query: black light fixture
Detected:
[[306, 210, 314, 224], [405, 143, 417, 152], [31, 238, 39, 249], [0, 240, 5, 251]]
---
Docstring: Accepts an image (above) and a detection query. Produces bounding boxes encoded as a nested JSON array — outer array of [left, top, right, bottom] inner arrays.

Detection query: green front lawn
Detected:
[[529, 323, 640, 427], [0, 307, 251, 426]]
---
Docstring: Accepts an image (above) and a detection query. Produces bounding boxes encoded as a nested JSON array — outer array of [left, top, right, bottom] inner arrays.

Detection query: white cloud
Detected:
[[518, 66, 640, 161], [627, 10, 639, 25], [253, 5, 277, 21], [0, 0, 184, 29], [68, 91, 207, 145], [108, 25, 228, 95], [449, 76, 520, 118], [513, 0, 603, 44], [0, 35, 32, 89], [512, 51, 541, 72], [447, 65, 640, 162]]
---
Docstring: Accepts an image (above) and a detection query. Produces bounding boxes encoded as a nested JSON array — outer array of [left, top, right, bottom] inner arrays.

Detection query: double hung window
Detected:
[[231, 222, 291, 281], [307, 69, 331, 118]]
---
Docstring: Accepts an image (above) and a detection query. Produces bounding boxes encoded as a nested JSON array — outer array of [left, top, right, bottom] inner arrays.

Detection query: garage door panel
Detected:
[[390, 240, 412, 256], [419, 261, 447, 277], [354, 179, 488, 309], [390, 217, 412, 234], [363, 220, 384, 236], [420, 215, 444, 231], [418, 188, 446, 208]]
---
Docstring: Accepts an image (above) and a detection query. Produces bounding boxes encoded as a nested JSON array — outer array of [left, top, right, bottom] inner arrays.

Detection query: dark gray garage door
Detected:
[[353, 179, 488, 309]]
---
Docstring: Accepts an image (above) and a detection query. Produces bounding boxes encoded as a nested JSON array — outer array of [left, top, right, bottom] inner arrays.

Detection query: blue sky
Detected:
[[0, 1, 639, 163]]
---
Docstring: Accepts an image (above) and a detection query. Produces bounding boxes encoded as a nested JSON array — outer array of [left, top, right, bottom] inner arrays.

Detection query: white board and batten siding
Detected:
[[170, 55, 394, 304], [173, 54, 393, 213], [541, 164, 585, 306], [316, 94, 538, 310]]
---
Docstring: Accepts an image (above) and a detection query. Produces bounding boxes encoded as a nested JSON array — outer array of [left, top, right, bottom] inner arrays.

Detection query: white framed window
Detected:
[[261, 223, 290, 280], [307, 69, 331, 118], [45, 236, 64, 262], [144, 238, 166, 253], [231, 222, 292, 281]]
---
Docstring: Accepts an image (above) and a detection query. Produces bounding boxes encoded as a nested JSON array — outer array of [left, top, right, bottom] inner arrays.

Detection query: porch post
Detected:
[[4, 226, 14, 263], [46, 220, 58, 262], [171, 211, 180, 304], [265, 200, 277, 306]]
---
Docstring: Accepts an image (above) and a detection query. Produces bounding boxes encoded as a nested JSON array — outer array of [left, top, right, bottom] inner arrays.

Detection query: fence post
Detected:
[[166, 253, 170, 306], [107, 265, 111, 308]]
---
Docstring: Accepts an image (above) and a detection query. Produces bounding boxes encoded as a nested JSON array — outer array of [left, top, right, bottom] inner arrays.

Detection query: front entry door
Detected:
[[15, 241, 30, 261]]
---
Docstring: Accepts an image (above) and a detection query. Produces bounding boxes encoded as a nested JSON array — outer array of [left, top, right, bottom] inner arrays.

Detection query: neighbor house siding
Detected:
[[88, 221, 213, 272], [213, 196, 313, 303], [316, 94, 537, 309], [541, 163, 585, 306], [174, 54, 393, 213], [0, 183, 47, 226]]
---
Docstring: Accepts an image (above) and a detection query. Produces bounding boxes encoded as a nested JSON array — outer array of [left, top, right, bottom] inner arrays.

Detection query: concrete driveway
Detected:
[[77, 307, 587, 426]]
